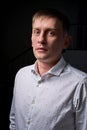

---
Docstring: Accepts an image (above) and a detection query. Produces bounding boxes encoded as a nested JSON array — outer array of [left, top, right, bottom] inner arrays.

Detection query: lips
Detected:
[[36, 47, 47, 52]]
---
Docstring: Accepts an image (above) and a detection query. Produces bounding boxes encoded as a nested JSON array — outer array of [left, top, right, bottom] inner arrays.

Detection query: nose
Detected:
[[38, 32, 46, 44]]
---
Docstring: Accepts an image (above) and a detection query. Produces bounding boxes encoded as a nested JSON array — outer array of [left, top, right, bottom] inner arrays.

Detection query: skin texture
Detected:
[[31, 16, 71, 76]]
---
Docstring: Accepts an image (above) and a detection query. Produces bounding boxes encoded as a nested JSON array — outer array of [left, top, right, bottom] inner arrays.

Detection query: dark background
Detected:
[[1, 0, 87, 129]]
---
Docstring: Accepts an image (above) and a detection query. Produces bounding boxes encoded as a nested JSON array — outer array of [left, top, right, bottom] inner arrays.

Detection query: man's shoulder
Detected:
[[15, 64, 34, 78], [67, 64, 87, 81]]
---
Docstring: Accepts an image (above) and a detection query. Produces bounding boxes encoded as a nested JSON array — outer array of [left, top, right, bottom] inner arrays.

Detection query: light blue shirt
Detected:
[[9, 57, 87, 130]]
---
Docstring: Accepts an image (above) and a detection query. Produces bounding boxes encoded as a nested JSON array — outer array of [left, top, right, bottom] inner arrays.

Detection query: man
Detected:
[[9, 8, 87, 130]]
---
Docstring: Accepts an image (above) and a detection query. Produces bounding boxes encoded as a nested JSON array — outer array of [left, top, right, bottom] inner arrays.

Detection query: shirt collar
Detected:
[[47, 56, 66, 76], [31, 56, 67, 76]]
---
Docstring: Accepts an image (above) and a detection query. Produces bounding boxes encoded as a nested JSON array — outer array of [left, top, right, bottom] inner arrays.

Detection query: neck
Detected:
[[37, 59, 59, 76]]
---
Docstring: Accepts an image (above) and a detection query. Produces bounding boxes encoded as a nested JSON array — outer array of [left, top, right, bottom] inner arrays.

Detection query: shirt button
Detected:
[[32, 99, 35, 104], [27, 119, 31, 125], [38, 80, 42, 84]]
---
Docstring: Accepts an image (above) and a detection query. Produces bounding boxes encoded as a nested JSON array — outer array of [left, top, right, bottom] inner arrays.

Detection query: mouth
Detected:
[[36, 47, 47, 52]]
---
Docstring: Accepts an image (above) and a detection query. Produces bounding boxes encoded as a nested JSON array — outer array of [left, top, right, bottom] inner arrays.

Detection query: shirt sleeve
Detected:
[[73, 77, 87, 130], [9, 76, 17, 130], [9, 95, 16, 130]]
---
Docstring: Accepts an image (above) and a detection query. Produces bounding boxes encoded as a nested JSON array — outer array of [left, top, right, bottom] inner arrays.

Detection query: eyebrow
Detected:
[[33, 28, 60, 31]]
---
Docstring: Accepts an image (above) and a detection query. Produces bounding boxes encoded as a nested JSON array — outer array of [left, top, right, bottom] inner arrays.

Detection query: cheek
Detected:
[[51, 40, 63, 53], [31, 39, 33, 47], [31, 36, 35, 47], [50, 39, 60, 49]]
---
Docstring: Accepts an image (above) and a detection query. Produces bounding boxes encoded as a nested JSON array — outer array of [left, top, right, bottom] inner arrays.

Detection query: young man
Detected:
[[9, 8, 87, 130]]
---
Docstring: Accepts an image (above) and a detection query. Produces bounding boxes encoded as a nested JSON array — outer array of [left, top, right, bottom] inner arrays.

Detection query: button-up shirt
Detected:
[[9, 57, 87, 130]]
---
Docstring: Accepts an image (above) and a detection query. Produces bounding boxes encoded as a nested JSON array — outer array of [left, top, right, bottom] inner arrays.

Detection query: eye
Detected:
[[33, 29, 40, 36], [47, 31, 55, 36]]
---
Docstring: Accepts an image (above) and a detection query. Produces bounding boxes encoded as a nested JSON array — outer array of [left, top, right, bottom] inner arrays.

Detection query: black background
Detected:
[[1, 0, 87, 129]]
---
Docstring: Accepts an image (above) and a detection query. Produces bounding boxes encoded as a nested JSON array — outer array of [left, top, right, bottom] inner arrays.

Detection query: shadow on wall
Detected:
[[63, 50, 87, 73]]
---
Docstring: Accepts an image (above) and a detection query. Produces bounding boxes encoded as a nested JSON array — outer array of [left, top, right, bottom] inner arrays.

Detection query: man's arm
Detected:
[[73, 78, 87, 130], [9, 96, 16, 130]]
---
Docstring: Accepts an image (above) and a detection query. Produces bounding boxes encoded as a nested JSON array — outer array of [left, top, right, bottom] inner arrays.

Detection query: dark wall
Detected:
[[1, 0, 87, 129], [63, 50, 87, 73], [3, 0, 87, 60]]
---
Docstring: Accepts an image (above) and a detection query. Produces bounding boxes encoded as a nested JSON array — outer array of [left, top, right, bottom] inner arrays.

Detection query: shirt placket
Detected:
[[26, 75, 44, 129]]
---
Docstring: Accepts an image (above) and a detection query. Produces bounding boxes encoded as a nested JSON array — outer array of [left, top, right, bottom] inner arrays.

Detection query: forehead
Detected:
[[32, 16, 62, 29]]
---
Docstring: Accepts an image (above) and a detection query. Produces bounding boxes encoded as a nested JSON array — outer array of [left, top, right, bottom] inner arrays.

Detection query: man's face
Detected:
[[31, 16, 69, 63]]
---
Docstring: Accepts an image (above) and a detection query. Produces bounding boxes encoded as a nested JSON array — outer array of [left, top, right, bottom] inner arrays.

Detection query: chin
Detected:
[[35, 54, 47, 59], [36, 57, 47, 61]]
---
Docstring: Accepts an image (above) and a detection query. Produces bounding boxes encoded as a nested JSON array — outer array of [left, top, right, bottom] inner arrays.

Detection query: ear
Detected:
[[63, 35, 72, 49]]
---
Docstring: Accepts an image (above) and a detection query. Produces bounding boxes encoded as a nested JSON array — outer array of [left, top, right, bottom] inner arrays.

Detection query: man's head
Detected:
[[32, 8, 70, 34], [31, 8, 71, 64]]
